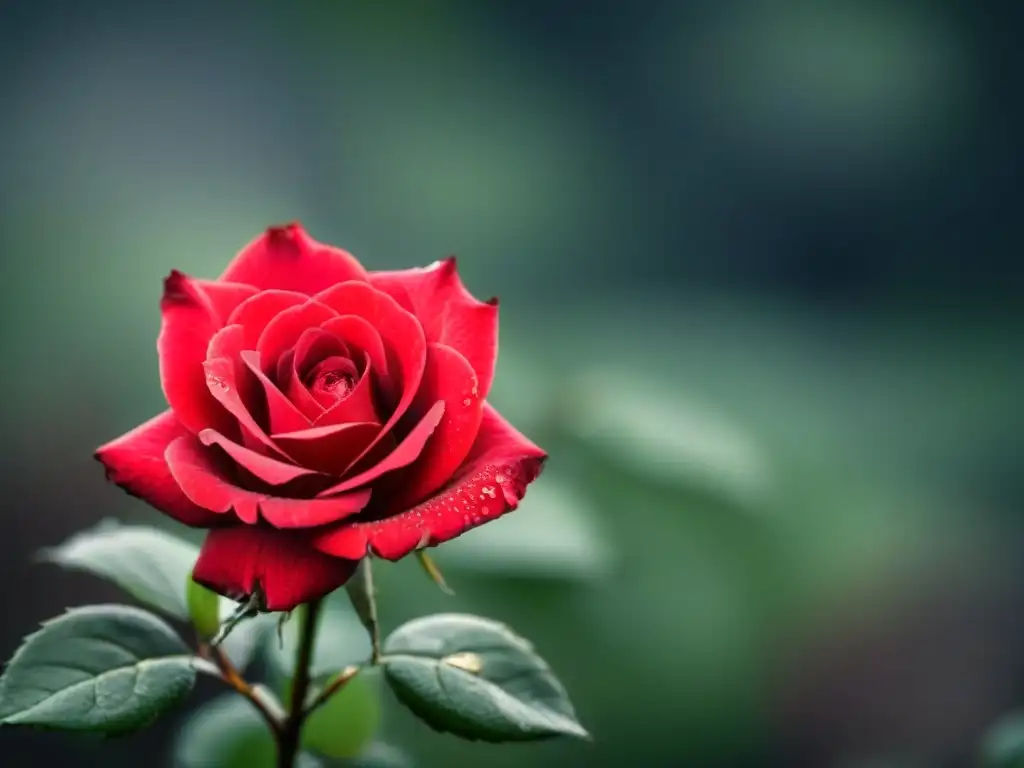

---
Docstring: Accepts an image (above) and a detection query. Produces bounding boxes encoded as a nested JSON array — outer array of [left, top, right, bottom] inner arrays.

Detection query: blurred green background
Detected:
[[1, 1, 1023, 766]]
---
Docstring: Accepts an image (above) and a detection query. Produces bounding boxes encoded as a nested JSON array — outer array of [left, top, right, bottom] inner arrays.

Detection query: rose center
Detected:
[[305, 356, 359, 404], [316, 369, 354, 398]]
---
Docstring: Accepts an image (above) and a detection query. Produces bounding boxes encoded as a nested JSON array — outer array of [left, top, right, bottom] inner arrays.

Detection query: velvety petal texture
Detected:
[[193, 526, 360, 611], [96, 223, 546, 612], [314, 405, 545, 560], [95, 410, 221, 527]]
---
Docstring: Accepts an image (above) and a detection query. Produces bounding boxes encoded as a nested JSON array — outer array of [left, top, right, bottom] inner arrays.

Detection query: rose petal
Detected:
[[158, 271, 256, 435], [205, 325, 266, 441], [166, 435, 370, 527], [273, 422, 381, 476], [198, 429, 321, 485], [94, 410, 221, 527], [316, 400, 445, 496], [203, 357, 290, 460], [256, 300, 338, 377], [226, 289, 309, 348], [314, 404, 546, 560], [371, 257, 499, 398], [314, 356, 380, 427], [165, 435, 260, 523], [313, 282, 426, 462], [206, 323, 246, 360], [193, 526, 359, 611], [386, 343, 484, 509], [238, 350, 311, 434], [293, 327, 349, 379], [320, 315, 390, 380], [280, 349, 326, 421], [259, 488, 372, 529], [219, 222, 369, 295]]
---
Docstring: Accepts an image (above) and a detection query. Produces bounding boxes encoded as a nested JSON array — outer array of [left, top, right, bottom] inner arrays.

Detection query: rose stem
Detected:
[[200, 640, 282, 735], [277, 598, 323, 768]]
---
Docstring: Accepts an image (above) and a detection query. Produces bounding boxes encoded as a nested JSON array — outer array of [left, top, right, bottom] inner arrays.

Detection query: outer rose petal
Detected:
[[386, 343, 484, 509], [219, 222, 368, 295], [94, 410, 221, 527], [158, 271, 257, 435], [193, 526, 359, 611], [166, 436, 370, 527], [314, 403, 546, 560], [370, 257, 499, 398]]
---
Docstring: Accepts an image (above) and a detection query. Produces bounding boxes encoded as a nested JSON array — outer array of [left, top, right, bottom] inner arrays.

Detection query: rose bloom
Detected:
[[96, 224, 546, 611]]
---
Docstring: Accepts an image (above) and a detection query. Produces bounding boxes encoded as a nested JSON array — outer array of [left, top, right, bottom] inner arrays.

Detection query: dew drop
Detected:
[[481, 486, 497, 499], [462, 398, 472, 407]]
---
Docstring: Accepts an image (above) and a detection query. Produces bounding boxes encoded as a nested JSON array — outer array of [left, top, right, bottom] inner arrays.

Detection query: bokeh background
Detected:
[[1, 1, 1023, 766]]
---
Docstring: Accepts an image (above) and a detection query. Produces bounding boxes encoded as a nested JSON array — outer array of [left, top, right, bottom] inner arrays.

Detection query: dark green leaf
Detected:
[[41, 521, 198, 619], [174, 694, 320, 768], [381, 613, 588, 742], [40, 521, 266, 669], [301, 670, 380, 759], [0, 604, 195, 734], [982, 712, 1024, 767]]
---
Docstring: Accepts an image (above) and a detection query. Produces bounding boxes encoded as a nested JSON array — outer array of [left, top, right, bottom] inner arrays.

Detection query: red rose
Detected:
[[95, 223, 546, 611]]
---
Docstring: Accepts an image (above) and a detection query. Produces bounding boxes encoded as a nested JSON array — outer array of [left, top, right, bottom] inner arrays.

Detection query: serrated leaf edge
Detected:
[[0, 604, 194, 730]]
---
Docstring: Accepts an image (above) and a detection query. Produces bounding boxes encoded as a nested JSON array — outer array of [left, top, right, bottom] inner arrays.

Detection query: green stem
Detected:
[[277, 599, 323, 768]]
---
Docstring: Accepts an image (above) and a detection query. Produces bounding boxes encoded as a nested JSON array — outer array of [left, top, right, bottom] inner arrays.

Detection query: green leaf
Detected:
[[174, 694, 320, 768], [0, 604, 195, 734], [438, 476, 613, 582], [301, 670, 380, 759], [381, 613, 588, 742], [41, 520, 199, 619], [40, 521, 268, 670], [982, 712, 1024, 767], [187, 576, 220, 638]]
